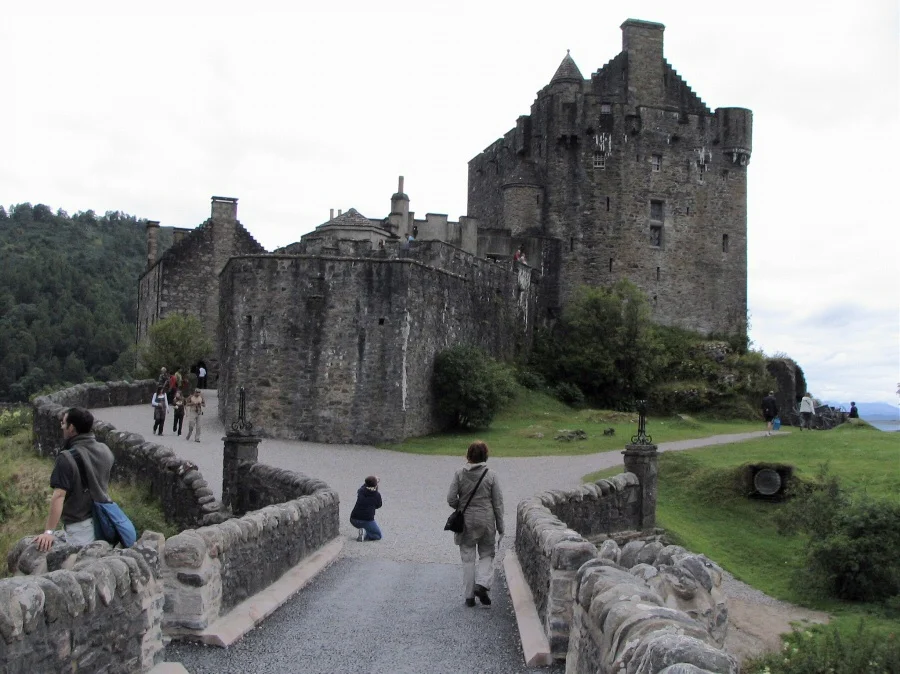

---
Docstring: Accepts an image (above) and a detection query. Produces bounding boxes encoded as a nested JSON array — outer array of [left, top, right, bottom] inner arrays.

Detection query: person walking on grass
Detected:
[[761, 391, 778, 436], [349, 476, 382, 541], [184, 388, 205, 442], [799, 392, 816, 430], [447, 440, 504, 608]]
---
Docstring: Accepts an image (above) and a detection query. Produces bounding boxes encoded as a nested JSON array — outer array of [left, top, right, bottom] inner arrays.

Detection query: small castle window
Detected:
[[609, 258, 614, 272], [650, 200, 664, 222], [379, 317, 385, 325], [593, 152, 606, 169], [600, 103, 612, 115], [722, 234, 729, 253], [722, 170, 729, 181], [536, 194, 540, 205], [656, 267, 660, 281], [570, 237, 575, 252], [686, 206, 690, 216], [650, 225, 662, 247], [652, 155, 662, 172]]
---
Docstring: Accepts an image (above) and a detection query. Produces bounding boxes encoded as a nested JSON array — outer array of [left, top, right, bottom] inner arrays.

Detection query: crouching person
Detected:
[[35, 407, 114, 551]]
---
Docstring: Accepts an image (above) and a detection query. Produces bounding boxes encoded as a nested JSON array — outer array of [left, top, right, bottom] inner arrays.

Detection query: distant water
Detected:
[[866, 419, 900, 432]]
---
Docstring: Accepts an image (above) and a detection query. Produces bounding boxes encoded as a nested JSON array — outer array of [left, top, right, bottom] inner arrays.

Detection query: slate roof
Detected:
[[550, 51, 584, 84], [317, 208, 375, 230]]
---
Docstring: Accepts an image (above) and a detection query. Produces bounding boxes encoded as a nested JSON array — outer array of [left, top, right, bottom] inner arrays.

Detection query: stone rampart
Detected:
[[162, 476, 339, 632], [515, 473, 642, 656], [32, 381, 224, 531], [0, 540, 164, 673]]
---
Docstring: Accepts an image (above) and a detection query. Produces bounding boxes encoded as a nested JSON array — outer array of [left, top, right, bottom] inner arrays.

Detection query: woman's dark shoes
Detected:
[[465, 598, 476, 607], [474, 584, 491, 606]]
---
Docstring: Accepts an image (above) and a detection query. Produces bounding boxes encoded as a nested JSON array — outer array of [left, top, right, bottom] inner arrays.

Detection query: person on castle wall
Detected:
[[197, 364, 207, 389], [761, 390, 778, 436], [799, 392, 816, 430], [151, 386, 168, 436], [848, 402, 859, 419], [447, 440, 504, 608], [412, 225, 418, 239], [185, 388, 205, 442], [349, 475, 382, 542], [513, 246, 527, 266], [35, 407, 115, 551], [172, 389, 185, 436]]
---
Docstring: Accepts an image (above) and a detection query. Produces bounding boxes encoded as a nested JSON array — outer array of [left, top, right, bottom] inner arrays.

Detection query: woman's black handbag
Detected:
[[444, 468, 488, 533]]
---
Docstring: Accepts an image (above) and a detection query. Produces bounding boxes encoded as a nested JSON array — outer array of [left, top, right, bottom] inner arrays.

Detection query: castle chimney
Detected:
[[388, 175, 410, 235], [338, 209, 342, 216], [146, 220, 160, 269], [172, 227, 190, 246], [211, 196, 238, 223], [330, 208, 334, 220], [621, 19, 666, 108]]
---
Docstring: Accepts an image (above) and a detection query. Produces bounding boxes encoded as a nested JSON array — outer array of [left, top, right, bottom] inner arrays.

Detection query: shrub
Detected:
[[746, 622, 899, 673], [432, 345, 516, 429], [776, 467, 900, 603], [552, 382, 585, 406], [516, 368, 546, 390]]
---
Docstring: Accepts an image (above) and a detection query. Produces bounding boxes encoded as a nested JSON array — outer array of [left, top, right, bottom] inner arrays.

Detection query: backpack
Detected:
[[62, 450, 137, 548]]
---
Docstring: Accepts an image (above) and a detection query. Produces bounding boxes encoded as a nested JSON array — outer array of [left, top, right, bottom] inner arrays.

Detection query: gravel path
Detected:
[[93, 390, 776, 567]]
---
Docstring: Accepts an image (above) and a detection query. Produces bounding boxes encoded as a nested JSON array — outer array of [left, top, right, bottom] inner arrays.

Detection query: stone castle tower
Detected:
[[468, 19, 752, 335]]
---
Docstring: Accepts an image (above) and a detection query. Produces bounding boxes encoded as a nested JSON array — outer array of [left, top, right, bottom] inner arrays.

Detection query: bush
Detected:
[[432, 345, 516, 429], [552, 382, 585, 406], [516, 368, 546, 390], [775, 467, 900, 603], [746, 621, 899, 673]]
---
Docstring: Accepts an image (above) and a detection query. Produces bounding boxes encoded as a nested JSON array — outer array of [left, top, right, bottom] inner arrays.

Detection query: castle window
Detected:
[[652, 154, 662, 172], [600, 103, 612, 115], [656, 266, 660, 281], [722, 170, 729, 181], [536, 194, 540, 205], [606, 197, 610, 211], [609, 258, 614, 272], [650, 200, 664, 248], [686, 206, 690, 216], [379, 317, 385, 325], [722, 234, 729, 253], [593, 152, 606, 170], [570, 237, 575, 252]]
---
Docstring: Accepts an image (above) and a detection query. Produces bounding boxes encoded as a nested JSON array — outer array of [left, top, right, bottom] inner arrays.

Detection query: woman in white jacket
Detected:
[[447, 441, 504, 607], [151, 386, 168, 436]]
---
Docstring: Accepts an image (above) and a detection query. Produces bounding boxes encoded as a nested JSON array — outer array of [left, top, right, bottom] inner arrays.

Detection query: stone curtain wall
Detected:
[[566, 550, 735, 673], [1, 540, 164, 673], [32, 381, 224, 531], [162, 477, 339, 631], [766, 358, 807, 427], [218, 240, 538, 443], [515, 473, 641, 656]]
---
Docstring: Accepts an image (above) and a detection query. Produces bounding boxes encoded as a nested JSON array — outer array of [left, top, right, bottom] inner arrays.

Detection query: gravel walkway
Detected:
[[93, 390, 776, 567]]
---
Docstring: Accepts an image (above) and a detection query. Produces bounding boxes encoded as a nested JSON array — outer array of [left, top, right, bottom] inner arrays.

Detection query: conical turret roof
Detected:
[[550, 50, 584, 84]]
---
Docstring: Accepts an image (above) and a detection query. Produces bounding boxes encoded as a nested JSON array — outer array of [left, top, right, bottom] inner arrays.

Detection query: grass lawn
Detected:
[[380, 387, 762, 456], [584, 422, 900, 637]]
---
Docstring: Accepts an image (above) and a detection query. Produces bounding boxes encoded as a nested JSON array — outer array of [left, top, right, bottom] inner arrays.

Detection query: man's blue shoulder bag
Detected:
[[63, 450, 137, 548]]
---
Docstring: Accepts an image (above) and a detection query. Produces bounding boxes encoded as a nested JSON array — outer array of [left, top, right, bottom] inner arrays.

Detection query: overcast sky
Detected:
[[3, 0, 898, 406]]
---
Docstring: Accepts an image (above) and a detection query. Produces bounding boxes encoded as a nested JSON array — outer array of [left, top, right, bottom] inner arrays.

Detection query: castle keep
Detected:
[[469, 19, 751, 334], [136, 18, 751, 442]]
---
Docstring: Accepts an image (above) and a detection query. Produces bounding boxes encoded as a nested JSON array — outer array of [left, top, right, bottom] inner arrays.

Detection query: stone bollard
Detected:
[[222, 432, 260, 516], [622, 442, 659, 530]]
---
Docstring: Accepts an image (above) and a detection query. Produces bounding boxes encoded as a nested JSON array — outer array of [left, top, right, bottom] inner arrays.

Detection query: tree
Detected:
[[536, 281, 661, 406], [433, 345, 516, 429], [138, 314, 212, 377]]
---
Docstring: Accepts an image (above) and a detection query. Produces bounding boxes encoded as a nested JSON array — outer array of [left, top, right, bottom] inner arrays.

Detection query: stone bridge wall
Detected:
[[32, 381, 224, 531], [515, 473, 642, 656], [0, 541, 164, 673], [162, 475, 339, 632]]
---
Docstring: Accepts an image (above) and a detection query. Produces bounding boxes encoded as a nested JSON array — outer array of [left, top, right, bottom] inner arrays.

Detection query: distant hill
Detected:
[[824, 401, 900, 420], [0, 203, 173, 401]]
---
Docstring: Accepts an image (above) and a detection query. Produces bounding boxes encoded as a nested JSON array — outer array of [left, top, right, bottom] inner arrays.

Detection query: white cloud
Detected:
[[2, 0, 898, 403]]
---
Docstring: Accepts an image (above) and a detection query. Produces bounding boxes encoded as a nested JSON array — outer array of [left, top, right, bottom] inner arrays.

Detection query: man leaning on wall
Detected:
[[35, 408, 115, 551]]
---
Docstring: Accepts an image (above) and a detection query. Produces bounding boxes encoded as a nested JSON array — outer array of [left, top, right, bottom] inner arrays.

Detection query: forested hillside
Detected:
[[0, 203, 171, 401]]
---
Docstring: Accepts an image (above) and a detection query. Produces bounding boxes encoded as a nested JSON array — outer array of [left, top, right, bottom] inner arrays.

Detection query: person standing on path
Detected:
[[172, 389, 185, 436], [349, 476, 383, 541], [761, 391, 778, 436], [151, 386, 168, 436], [185, 389, 205, 442], [35, 408, 115, 551], [799, 392, 816, 430], [447, 441, 504, 607], [198, 365, 207, 389]]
